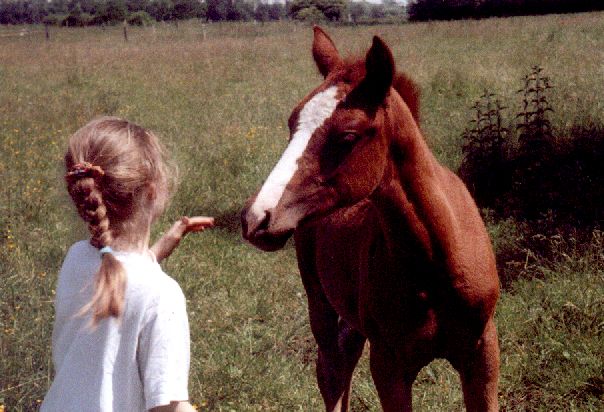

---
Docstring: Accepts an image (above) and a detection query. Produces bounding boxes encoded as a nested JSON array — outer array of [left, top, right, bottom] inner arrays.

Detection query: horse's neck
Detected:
[[373, 95, 460, 261], [372, 165, 435, 259]]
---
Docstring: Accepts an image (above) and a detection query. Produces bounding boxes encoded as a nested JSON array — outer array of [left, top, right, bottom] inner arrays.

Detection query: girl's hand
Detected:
[[178, 216, 215, 235], [150, 400, 197, 412], [151, 216, 215, 263]]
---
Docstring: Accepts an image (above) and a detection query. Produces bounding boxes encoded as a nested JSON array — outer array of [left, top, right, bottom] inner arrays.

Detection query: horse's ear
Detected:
[[363, 36, 395, 106], [312, 26, 342, 78]]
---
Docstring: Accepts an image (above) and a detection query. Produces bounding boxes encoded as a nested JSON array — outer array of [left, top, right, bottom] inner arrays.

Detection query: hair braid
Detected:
[[66, 172, 125, 324], [68, 176, 112, 248]]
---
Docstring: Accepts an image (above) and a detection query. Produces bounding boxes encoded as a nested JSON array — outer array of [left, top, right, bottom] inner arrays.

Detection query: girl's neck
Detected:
[[111, 234, 150, 253], [109, 217, 152, 253]]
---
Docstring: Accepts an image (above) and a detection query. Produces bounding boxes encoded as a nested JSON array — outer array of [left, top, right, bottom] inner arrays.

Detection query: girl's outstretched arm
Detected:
[[151, 216, 214, 263], [150, 401, 197, 412]]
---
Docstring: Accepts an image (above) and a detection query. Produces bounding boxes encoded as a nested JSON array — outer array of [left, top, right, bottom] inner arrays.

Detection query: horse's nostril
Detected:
[[257, 210, 271, 232], [242, 208, 272, 239]]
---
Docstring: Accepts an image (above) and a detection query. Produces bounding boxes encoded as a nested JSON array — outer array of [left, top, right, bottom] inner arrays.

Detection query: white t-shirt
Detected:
[[41, 240, 190, 412]]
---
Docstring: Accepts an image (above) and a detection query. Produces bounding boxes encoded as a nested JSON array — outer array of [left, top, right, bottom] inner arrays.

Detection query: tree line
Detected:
[[0, 0, 406, 25], [408, 0, 604, 21]]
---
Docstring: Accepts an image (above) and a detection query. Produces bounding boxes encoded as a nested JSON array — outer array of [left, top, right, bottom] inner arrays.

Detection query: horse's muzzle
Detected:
[[241, 206, 294, 252]]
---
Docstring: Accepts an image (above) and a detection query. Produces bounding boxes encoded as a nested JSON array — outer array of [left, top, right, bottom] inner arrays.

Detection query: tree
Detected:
[[46, 0, 69, 15], [206, 0, 228, 20], [226, 0, 253, 21], [267, 3, 284, 20], [407, 0, 604, 21], [254, 2, 270, 21], [127, 10, 154, 25], [369, 3, 385, 19], [103, 0, 127, 23], [288, 0, 346, 21], [62, 2, 93, 26], [127, 0, 149, 13], [0, 0, 45, 24], [348, 1, 368, 23], [172, 0, 204, 19], [146, 0, 174, 20], [296, 5, 325, 21]]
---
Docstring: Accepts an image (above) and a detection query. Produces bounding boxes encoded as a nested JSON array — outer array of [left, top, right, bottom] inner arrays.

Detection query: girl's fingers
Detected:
[[182, 216, 215, 232]]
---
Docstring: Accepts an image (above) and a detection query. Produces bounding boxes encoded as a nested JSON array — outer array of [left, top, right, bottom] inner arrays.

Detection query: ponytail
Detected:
[[66, 163, 126, 325], [86, 252, 126, 324]]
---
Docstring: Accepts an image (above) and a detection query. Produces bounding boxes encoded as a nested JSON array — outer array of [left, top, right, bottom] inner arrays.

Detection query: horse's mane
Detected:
[[393, 72, 421, 124]]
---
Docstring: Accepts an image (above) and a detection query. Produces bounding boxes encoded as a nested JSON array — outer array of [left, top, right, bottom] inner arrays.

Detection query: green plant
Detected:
[[459, 90, 510, 207], [516, 65, 554, 156], [460, 64, 603, 234]]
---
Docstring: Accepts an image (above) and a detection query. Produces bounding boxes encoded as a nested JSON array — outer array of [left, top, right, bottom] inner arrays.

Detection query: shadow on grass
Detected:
[[463, 122, 604, 230], [570, 376, 604, 403], [462, 122, 604, 289], [213, 208, 242, 234]]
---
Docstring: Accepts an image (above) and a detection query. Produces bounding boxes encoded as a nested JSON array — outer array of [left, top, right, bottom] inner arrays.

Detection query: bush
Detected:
[[42, 14, 66, 26], [127, 10, 154, 26], [62, 12, 93, 27]]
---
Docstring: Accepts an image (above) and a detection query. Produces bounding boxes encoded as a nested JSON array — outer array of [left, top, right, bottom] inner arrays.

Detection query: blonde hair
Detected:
[[64, 117, 175, 324]]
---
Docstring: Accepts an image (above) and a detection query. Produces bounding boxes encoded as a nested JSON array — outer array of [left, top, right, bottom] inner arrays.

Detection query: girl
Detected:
[[41, 117, 214, 412]]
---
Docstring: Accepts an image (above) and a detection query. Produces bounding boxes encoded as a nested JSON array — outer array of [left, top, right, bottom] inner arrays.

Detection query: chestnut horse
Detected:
[[241, 27, 500, 412]]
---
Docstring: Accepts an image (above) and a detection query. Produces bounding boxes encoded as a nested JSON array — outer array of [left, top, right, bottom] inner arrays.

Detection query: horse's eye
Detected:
[[340, 132, 360, 144]]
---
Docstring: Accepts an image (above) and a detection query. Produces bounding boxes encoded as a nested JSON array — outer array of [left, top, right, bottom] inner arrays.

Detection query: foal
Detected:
[[242, 27, 500, 411]]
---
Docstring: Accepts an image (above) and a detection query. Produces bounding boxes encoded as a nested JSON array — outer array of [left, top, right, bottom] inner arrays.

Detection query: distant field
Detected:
[[1, 14, 603, 411]]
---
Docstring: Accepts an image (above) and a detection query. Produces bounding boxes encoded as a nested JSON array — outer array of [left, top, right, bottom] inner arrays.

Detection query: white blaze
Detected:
[[250, 86, 339, 220]]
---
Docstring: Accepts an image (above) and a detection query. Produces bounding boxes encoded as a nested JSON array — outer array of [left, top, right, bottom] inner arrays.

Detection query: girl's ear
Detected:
[[146, 183, 157, 200], [312, 26, 342, 78], [144, 183, 158, 214], [145, 183, 164, 221]]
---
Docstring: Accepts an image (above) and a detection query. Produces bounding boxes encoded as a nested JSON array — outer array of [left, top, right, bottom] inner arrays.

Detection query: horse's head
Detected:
[[242, 27, 414, 251]]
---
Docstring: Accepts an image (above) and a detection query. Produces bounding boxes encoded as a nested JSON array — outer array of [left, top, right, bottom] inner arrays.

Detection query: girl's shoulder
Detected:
[[117, 251, 185, 307], [64, 239, 98, 262], [60, 240, 185, 314], [57, 240, 100, 289]]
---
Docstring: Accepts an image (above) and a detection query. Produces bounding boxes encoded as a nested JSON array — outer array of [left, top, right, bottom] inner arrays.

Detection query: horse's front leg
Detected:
[[299, 268, 365, 411], [315, 316, 366, 412], [453, 318, 500, 412], [369, 343, 419, 412]]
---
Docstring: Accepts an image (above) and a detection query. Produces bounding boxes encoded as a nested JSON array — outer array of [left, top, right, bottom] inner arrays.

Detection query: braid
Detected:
[[66, 172, 125, 325], [68, 176, 113, 248]]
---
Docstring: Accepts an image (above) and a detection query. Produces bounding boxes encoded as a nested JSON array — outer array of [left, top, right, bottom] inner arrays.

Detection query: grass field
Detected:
[[1, 13, 603, 411]]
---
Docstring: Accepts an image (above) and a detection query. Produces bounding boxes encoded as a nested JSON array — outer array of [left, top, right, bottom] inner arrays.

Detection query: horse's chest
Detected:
[[312, 202, 435, 341]]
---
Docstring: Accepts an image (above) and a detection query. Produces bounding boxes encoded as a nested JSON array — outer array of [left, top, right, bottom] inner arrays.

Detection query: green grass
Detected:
[[1, 15, 603, 410]]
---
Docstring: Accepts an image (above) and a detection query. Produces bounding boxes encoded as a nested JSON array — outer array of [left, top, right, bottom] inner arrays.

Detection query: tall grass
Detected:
[[1, 14, 603, 410]]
